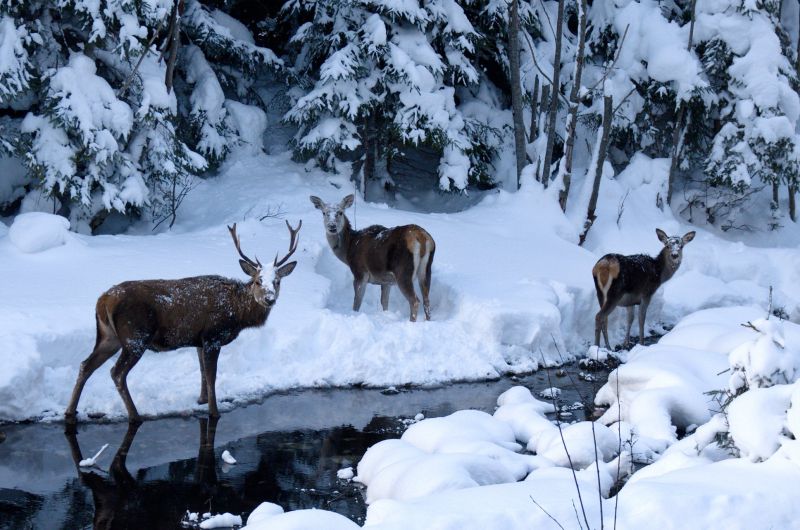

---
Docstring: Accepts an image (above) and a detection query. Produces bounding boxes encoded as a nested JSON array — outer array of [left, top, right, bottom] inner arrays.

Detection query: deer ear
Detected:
[[340, 194, 355, 209], [656, 228, 668, 244], [276, 261, 297, 278], [309, 196, 324, 210], [682, 231, 696, 244], [239, 259, 260, 277]]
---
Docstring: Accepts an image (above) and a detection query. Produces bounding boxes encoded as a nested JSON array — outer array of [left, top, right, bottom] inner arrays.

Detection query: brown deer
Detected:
[[593, 228, 695, 349], [65, 221, 301, 423], [309, 194, 435, 321]]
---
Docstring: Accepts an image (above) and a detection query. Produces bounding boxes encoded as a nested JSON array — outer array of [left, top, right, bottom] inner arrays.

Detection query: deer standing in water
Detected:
[[65, 221, 301, 423], [309, 194, 435, 321], [593, 228, 695, 348]]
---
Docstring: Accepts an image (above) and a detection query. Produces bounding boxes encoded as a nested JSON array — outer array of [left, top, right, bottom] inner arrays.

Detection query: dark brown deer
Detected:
[[65, 221, 301, 423], [309, 194, 435, 321], [593, 228, 695, 348]]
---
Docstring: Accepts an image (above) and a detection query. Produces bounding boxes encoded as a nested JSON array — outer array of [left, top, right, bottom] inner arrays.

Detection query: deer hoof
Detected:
[[197, 396, 208, 405]]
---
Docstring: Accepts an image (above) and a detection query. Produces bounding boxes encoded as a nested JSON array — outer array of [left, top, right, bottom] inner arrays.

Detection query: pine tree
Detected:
[[283, 0, 500, 192], [1, 0, 280, 231]]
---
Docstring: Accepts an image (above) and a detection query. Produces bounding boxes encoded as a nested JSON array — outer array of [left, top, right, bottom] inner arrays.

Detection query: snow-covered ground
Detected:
[[1, 151, 799, 424], [245, 306, 800, 529], [4, 149, 800, 527]]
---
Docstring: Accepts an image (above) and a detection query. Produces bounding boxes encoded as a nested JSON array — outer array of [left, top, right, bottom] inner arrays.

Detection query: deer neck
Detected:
[[236, 282, 270, 328], [656, 248, 679, 284], [327, 217, 354, 265]]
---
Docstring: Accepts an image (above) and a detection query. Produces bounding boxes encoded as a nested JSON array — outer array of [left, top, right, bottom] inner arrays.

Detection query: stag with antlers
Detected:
[[65, 221, 301, 423]]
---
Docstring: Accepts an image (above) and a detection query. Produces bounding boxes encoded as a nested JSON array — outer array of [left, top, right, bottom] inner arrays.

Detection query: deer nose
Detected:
[[326, 224, 337, 232], [671, 252, 680, 259]]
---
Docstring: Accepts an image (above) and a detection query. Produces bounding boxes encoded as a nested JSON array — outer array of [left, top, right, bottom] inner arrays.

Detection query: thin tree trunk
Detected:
[[509, 0, 527, 189], [772, 181, 780, 206], [579, 95, 613, 246], [540, 0, 565, 187], [667, 0, 697, 206], [667, 103, 685, 206], [362, 114, 376, 201], [557, 0, 587, 211], [790, 183, 797, 222], [529, 75, 540, 143], [163, 0, 184, 94]]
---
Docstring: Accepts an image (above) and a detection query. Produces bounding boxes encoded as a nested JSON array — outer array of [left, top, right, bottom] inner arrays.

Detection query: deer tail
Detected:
[[95, 295, 120, 347], [413, 232, 435, 283], [592, 257, 620, 308]]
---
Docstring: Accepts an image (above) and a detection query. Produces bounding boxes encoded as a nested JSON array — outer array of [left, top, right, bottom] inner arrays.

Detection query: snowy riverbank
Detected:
[[1, 152, 799, 422]]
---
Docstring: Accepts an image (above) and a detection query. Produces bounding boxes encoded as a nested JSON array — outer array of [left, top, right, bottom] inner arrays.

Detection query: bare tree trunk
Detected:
[[361, 114, 376, 201], [529, 75, 540, 143], [557, 0, 587, 211], [509, 0, 527, 189], [790, 183, 797, 222], [667, 0, 697, 206], [163, 0, 184, 94], [540, 0, 565, 187], [579, 95, 613, 246]]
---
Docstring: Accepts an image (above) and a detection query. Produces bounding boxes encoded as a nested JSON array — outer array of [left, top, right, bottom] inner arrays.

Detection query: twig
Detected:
[[539, 349, 592, 530], [530, 496, 567, 530], [614, 363, 621, 530], [616, 190, 629, 227], [118, 20, 164, 98], [767, 286, 773, 320], [537, 0, 557, 41], [587, 25, 629, 93]]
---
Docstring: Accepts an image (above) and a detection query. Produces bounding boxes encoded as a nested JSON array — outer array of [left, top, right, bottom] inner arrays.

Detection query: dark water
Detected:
[[0, 367, 604, 530]]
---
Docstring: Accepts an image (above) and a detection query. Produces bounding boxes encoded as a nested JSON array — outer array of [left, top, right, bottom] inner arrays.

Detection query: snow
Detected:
[[4, 143, 800, 525], [77, 443, 108, 467], [8, 212, 71, 253], [221, 449, 237, 465], [242, 506, 359, 530], [199, 512, 243, 529]]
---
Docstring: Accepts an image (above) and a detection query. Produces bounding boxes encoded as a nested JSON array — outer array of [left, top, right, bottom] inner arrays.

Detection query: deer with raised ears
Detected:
[[593, 228, 696, 349], [309, 194, 435, 322], [65, 221, 301, 423]]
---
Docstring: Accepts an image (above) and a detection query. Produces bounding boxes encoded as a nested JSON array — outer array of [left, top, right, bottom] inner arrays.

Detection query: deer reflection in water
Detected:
[[64, 417, 222, 529]]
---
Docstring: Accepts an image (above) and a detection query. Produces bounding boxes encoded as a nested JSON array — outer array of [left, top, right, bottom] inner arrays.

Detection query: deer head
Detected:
[[309, 194, 354, 236], [656, 228, 696, 269], [228, 221, 300, 308]]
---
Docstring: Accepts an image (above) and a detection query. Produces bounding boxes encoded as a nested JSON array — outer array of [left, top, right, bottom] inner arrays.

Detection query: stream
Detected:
[[0, 365, 607, 529]]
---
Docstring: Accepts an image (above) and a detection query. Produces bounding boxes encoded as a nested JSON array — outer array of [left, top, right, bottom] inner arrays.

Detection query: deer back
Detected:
[[98, 276, 268, 351], [593, 253, 664, 307], [347, 224, 433, 278]]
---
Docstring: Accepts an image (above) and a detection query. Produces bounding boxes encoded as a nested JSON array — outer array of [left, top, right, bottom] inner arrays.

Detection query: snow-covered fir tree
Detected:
[[282, 0, 504, 191], [0, 0, 280, 231]]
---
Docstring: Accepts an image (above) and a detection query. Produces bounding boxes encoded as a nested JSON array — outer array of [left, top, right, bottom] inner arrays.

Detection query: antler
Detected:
[[228, 223, 262, 269], [274, 220, 302, 268]]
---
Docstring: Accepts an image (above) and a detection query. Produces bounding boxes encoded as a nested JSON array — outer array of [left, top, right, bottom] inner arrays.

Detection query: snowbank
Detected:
[[8, 212, 71, 253], [2, 151, 800, 422]]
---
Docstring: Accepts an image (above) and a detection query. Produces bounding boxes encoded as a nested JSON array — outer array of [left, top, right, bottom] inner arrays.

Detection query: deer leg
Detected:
[[353, 277, 368, 312], [594, 305, 613, 350], [625, 306, 635, 346], [418, 265, 432, 321], [196, 347, 208, 405], [65, 339, 120, 420], [110, 346, 145, 423], [396, 274, 419, 322], [380, 284, 391, 311], [638, 297, 651, 345], [202, 344, 221, 418]]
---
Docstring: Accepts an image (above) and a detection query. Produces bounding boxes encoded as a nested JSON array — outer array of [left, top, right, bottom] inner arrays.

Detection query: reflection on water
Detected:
[[0, 368, 603, 529]]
